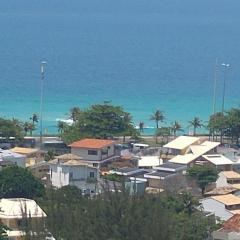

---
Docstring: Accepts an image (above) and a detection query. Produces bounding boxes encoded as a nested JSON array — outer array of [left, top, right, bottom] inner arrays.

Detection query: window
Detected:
[[69, 172, 73, 179], [88, 150, 98, 155], [101, 149, 108, 155], [90, 172, 95, 178], [93, 163, 98, 168]]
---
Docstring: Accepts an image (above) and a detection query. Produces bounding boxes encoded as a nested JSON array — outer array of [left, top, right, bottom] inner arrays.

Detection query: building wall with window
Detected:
[[71, 144, 115, 161]]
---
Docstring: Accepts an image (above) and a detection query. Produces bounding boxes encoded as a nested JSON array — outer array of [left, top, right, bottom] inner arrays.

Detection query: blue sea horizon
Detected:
[[0, 0, 239, 135]]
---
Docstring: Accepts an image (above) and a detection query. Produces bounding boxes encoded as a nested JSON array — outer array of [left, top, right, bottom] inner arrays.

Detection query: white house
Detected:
[[0, 149, 26, 168], [164, 136, 201, 155], [49, 154, 99, 194], [169, 141, 225, 169], [69, 138, 117, 167]]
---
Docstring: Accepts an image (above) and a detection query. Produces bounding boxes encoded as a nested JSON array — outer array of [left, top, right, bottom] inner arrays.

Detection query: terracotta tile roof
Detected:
[[69, 138, 115, 149], [222, 214, 240, 232]]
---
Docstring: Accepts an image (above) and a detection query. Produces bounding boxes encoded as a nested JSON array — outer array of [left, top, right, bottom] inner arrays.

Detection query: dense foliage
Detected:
[[0, 224, 8, 240], [34, 187, 216, 240], [0, 118, 24, 140], [0, 166, 44, 199], [209, 108, 240, 144], [187, 165, 218, 195], [62, 103, 136, 143]]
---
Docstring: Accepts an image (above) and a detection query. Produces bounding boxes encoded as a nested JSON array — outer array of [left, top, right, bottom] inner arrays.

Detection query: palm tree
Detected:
[[28, 123, 35, 136], [189, 117, 203, 136], [171, 121, 183, 137], [57, 121, 66, 137], [23, 122, 29, 136], [70, 107, 81, 122], [30, 113, 39, 126], [150, 110, 165, 129], [139, 121, 144, 133], [122, 113, 132, 142]]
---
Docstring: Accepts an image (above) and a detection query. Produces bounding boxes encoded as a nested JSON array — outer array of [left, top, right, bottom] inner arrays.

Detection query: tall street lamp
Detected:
[[40, 61, 47, 148], [212, 58, 218, 115], [221, 63, 230, 114]]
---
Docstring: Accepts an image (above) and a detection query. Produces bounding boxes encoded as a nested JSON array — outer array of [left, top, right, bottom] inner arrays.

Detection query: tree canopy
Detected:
[[62, 103, 136, 143], [0, 224, 8, 240], [0, 118, 24, 140], [208, 108, 240, 144], [189, 117, 203, 136], [187, 165, 218, 195], [150, 110, 165, 129], [36, 187, 216, 240], [0, 166, 44, 199]]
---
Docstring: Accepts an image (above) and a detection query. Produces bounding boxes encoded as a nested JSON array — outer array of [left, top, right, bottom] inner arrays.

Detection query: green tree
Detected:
[[121, 113, 133, 142], [0, 118, 24, 140], [44, 150, 55, 162], [170, 121, 183, 137], [155, 127, 170, 144], [57, 121, 67, 139], [30, 113, 39, 126], [208, 112, 227, 142], [189, 117, 203, 136], [150, 109, 165, 129], [187, 165, 218, 195], [0, 166, 44, 199], [62, 103, 136, 143], [69, 107, 81, 122], [139, 121, 144, 133], [36, 188, 216, 240], [0, 224, 8, 240], [225, 108, 240, 144]]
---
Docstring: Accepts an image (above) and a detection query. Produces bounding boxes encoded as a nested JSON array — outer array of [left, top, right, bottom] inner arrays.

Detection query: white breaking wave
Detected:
[[56, 118, 74, 126]]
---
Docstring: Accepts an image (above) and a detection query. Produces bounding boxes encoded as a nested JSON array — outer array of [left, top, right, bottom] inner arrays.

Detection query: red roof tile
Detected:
[[222, 214, 240, 232], [69, 138, 115, 149]]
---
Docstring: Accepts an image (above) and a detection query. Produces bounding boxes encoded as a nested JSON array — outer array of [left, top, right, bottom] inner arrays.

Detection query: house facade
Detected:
[[49, 154, 99, 194], [164, 136, 201, 155], [69, 138, 117, 167]]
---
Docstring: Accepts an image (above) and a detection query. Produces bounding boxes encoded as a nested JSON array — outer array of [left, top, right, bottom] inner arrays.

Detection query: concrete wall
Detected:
[[200, 198, 233, 221], [3, 156, 26, 168], [50, 164, 98, 192], [216, 172, 229, 188], [213, 230, 240, 240]]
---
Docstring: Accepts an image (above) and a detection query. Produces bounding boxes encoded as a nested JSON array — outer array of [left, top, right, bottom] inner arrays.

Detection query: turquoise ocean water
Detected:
[[0, 0, 240, 134]]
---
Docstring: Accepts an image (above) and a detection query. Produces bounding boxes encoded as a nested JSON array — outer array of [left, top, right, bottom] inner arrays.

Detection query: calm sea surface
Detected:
[[0, 0, 240, 134]]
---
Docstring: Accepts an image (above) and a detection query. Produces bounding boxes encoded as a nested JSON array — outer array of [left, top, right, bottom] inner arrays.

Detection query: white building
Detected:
[[164, 136, 201, 155], [69, 138, 117, 167], [0, 149, 26, 168], [169, 141, 227, 169], [49, 154, 99, 194], [0, 198, 49, 240]]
